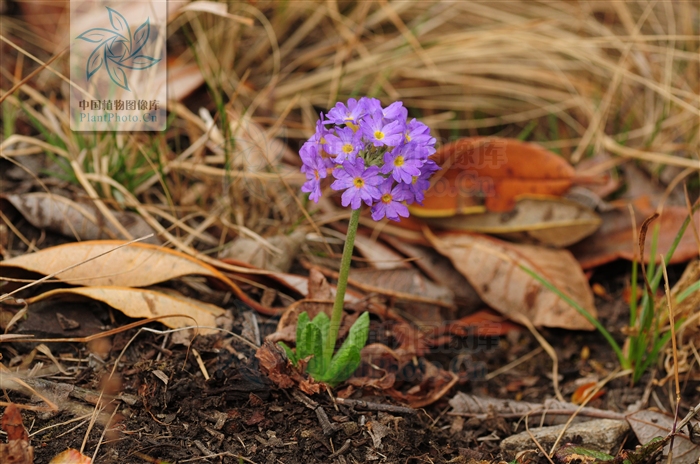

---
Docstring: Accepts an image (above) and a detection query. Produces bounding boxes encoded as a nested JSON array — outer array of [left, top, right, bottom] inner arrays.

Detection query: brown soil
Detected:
[[8, 280, 691, 464]]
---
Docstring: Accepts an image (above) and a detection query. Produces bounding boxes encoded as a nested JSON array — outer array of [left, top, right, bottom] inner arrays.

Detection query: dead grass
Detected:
[[2, 1, 698, 249]]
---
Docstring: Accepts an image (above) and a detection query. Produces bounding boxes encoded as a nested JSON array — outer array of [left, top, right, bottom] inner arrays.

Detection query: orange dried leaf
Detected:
[[413, 137, 575, 214], [1, 404, 28, 442], [571, 382, 605, 404], [49, 448, 92, 464]]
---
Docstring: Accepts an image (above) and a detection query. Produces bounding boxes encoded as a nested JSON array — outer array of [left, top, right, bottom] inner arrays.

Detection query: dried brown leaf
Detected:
[[428, 232, 596, 330]]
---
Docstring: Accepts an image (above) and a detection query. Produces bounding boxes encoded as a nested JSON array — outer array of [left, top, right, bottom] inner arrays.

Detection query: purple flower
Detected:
[[363, 98, 407, 123], [382, 101, 408, 122], [381, 143, 425, 183], [404, 119, 436, 151], [362, 114, 404, 147], [308, 115, 332, 152], [397, 159, 440, 204], [325, 98, 366, 127], [331, 158, 382, 209], [325, 126, 363, 163], [371, 180, 409, 221], [300, 144, 330, 203], [299, 98, 439, 212]]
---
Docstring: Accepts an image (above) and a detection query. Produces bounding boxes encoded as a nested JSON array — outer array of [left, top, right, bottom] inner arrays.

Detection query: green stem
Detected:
[[324, 208, 361, 365]]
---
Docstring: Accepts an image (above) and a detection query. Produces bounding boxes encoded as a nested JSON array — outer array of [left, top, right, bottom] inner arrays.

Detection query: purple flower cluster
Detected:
[[300, 98, 439, 221]]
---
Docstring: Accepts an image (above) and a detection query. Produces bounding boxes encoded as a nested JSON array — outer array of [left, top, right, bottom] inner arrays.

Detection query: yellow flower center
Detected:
[[353, 177, 365, 188], [374, 130, 385, 140], [314, 170, 320, 180], [381, 193, 393, 204], [394, 155, 405, 167], [405, 132, 411, 142], [342, 143, 354, 154], [320, 136, 326, 145], [347, 121, 359, 132], [411, 175, 419, 184]]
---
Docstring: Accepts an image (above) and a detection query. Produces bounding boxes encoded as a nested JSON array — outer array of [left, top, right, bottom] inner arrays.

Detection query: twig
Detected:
[[292, 390, 339, 436], [448, 408, 626, 421], [335, 397, 417, 415], [328, 439, 352, 459]]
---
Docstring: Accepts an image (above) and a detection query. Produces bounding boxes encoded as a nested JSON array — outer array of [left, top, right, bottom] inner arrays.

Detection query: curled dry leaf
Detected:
[[411, 137, 575, 214], [427, 231, 596, 330], [26, 287, 224, 335], [2, 193, 160, 244], [255, 340, 322, 395], [388, 361, 459, 409], [420, 195, 601, 248]]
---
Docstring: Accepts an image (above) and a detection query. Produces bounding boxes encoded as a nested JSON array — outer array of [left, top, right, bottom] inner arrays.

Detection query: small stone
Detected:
[[500, 418, 629, 458]]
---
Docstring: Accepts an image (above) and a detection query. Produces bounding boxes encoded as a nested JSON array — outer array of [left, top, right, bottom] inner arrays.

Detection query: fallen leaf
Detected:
[[413, 137, 575, 213], [0, 404, 33, 464], [26, 287, 224, 334], [570, 197, 700, 268], [255, 340, 322, 394], [381, 237, 482, 310], [2, 193, 159, 244], [0, 240, 276, 314], [627, 409, 700, 464], [0, 240, 220, 287], [387, 360, 458, 408], [219, 230, 306, 273], [427, 309, 523, 343], [349, 267, 455, 324], [427, 231, 596, 330], [420, 195, 601, 247], [571, 382, 605, 405], [1, 404, 28, 441], [346, 372, 396, 391], [48, 448, 92, 464], [353, 234, 410, 270]]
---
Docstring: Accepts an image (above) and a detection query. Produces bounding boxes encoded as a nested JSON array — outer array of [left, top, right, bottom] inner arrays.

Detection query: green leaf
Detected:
[[321, 312, 370, 385], [344, 312, 370, 352], [312, 312, 330, 347], [277, 341, 297, 364], [302, 323, 325, 376], [296, 311, 310, 353], [324, 345, 361, 385]]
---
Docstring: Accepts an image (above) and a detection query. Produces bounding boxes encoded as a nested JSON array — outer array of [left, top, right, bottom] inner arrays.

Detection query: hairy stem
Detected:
[[325, 208, 361, 365]]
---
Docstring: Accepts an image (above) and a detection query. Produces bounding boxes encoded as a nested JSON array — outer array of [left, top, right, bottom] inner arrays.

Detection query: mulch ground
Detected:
[[14, 278, 689, 464]]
